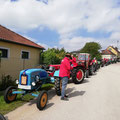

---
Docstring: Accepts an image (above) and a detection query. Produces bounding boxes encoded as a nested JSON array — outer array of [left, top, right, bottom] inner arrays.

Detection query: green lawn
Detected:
[[0, 84, 54, 115]]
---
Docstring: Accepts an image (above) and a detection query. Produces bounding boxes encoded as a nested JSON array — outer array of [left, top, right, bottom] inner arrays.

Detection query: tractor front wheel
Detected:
[[89, 65, 94, 75], [55, 77, 62, 96], [37, 90, 48, 110], [4, 86, 17, 103], [72, 68, 85, 84]]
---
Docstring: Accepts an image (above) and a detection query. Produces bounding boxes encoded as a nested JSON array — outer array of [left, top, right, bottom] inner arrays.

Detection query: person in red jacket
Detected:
[[59, 53, 72, 100], [71, 54, 77, 67]]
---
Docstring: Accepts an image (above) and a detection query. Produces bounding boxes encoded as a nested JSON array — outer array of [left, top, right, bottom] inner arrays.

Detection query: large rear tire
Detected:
[[4, 86, 17, 103], [54, 77, 62, 96], [36, 90, 48, 110], [72, 67, 85, 84]]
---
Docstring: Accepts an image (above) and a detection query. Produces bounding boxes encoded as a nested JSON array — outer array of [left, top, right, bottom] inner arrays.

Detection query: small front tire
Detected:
[[37, 90, 48, 110], [4, 86, 17, 103]]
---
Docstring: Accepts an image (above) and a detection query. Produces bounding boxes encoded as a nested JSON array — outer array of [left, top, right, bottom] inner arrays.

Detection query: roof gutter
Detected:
[[0, 38, 45, 50]]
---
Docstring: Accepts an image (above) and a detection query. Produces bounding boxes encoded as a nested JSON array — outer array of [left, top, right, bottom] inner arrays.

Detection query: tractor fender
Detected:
[[53, 70, 60, 77]]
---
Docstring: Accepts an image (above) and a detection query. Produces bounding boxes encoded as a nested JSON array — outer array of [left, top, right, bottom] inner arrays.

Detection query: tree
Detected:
[[80, 42, 102, 59], [41, 48, 66, 65]]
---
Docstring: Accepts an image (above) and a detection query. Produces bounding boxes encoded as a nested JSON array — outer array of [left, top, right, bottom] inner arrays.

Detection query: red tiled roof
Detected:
[[0, 25, 45, 49], [101, 49, 115, 55]]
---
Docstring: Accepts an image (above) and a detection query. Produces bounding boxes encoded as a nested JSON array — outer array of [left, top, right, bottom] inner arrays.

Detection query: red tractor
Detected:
[[75, 53, 95, 78], [46, 53, 94, 85], [47, 64, 60, 77]]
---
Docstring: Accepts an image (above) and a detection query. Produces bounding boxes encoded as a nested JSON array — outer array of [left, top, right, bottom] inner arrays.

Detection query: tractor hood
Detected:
[[20, 68, 46, 75]]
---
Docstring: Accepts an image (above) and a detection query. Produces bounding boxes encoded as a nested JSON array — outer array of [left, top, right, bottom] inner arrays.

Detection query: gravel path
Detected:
[[5, 63, 120, 120]]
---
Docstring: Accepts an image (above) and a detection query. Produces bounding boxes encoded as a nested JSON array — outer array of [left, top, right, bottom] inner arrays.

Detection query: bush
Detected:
[[42, 48, 66, 65], [0, 74, 16, 91]]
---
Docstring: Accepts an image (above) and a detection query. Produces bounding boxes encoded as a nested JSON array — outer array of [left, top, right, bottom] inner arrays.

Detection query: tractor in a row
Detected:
[[4, 68, 59, 111], [3, 53, 95, 110]]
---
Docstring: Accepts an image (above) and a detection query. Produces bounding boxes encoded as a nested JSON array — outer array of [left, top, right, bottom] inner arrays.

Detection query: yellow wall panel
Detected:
[[0, 41, 41, 80]]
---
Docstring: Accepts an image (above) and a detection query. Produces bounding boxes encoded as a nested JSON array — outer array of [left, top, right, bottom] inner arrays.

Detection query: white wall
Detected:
[[102, 55, 114, 59]]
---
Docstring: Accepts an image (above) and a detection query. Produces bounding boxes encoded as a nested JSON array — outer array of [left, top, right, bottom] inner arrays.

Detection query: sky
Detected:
[[0, 0, 120, 51]]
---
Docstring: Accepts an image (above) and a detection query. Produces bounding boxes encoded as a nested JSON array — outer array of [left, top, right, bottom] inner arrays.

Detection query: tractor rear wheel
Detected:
[[72, 68, 85, 84], [37, 90, 48, 110], [55, 77, 62, 96], [4, 86, 17, 103], [89, 65, 94, 75], [86, 69, 89, 78]]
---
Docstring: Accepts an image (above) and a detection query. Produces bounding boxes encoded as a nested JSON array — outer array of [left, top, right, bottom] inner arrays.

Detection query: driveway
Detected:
[[5, 63, 120, 120]]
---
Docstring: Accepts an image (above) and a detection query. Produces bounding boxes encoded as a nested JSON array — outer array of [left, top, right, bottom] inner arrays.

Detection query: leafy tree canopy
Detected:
[[80, 42, 102, 59], [41, 48, 66, 65]]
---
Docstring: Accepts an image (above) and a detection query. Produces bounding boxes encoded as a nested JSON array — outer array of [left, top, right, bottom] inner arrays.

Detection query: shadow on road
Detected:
[[28, 89, 56, 107], [66, 87, 75, 94], [22, 86, 86, 109], [82, 79, 89, 84], [48, 89, 56, 100], [66, 87, 86, 98], [68, 91, 86, 98], [68, 78, 89, 84], [43, 103, 54, 111]]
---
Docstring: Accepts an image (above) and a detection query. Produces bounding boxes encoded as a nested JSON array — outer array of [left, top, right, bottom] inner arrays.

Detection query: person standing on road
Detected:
[[59, 53, 72, 101], [92, 57, 97, 72]]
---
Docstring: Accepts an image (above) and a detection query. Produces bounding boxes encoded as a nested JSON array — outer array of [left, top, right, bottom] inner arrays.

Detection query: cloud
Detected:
[[23, 35, 50, 49], [38, 42, 51, 50], [110, 32, 120, 40], [0, 0, 120, 51], [60, 36, 96, 51], [60, 36, 120, 52], [1, 0, 120, 33]]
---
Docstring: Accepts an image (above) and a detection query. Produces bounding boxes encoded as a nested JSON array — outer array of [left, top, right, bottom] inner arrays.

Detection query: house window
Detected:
[[21, 51, 29, 59], [0, 48, 8, 58]]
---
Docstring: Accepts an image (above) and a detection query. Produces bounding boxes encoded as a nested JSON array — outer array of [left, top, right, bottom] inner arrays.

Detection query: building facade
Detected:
[[101, 46, 120, 59], [107, 46, 119, 57], [0, 25, 44, 80], [101, 49, 115, 59]]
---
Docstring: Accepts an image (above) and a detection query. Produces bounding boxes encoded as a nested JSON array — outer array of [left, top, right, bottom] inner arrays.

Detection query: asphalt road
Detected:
[[5, 63, 120, 120]]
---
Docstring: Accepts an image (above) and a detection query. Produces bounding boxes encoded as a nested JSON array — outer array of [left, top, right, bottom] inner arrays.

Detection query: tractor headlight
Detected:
[[16, 79, 19, 84], [32, 82, 36, 86]]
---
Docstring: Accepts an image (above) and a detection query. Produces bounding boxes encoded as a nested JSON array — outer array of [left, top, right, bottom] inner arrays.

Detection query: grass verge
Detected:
[[0, 84, 54, 115]]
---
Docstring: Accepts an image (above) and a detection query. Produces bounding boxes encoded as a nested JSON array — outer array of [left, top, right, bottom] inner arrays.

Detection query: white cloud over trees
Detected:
[[0, 0, 120, 51]]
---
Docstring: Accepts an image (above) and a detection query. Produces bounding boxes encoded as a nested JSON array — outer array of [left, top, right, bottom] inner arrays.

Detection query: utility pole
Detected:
[[117, 40, 119, 49]]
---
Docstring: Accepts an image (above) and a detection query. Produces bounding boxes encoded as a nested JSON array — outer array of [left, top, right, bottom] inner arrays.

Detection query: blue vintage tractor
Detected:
[[4, 68, 60, 110]]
